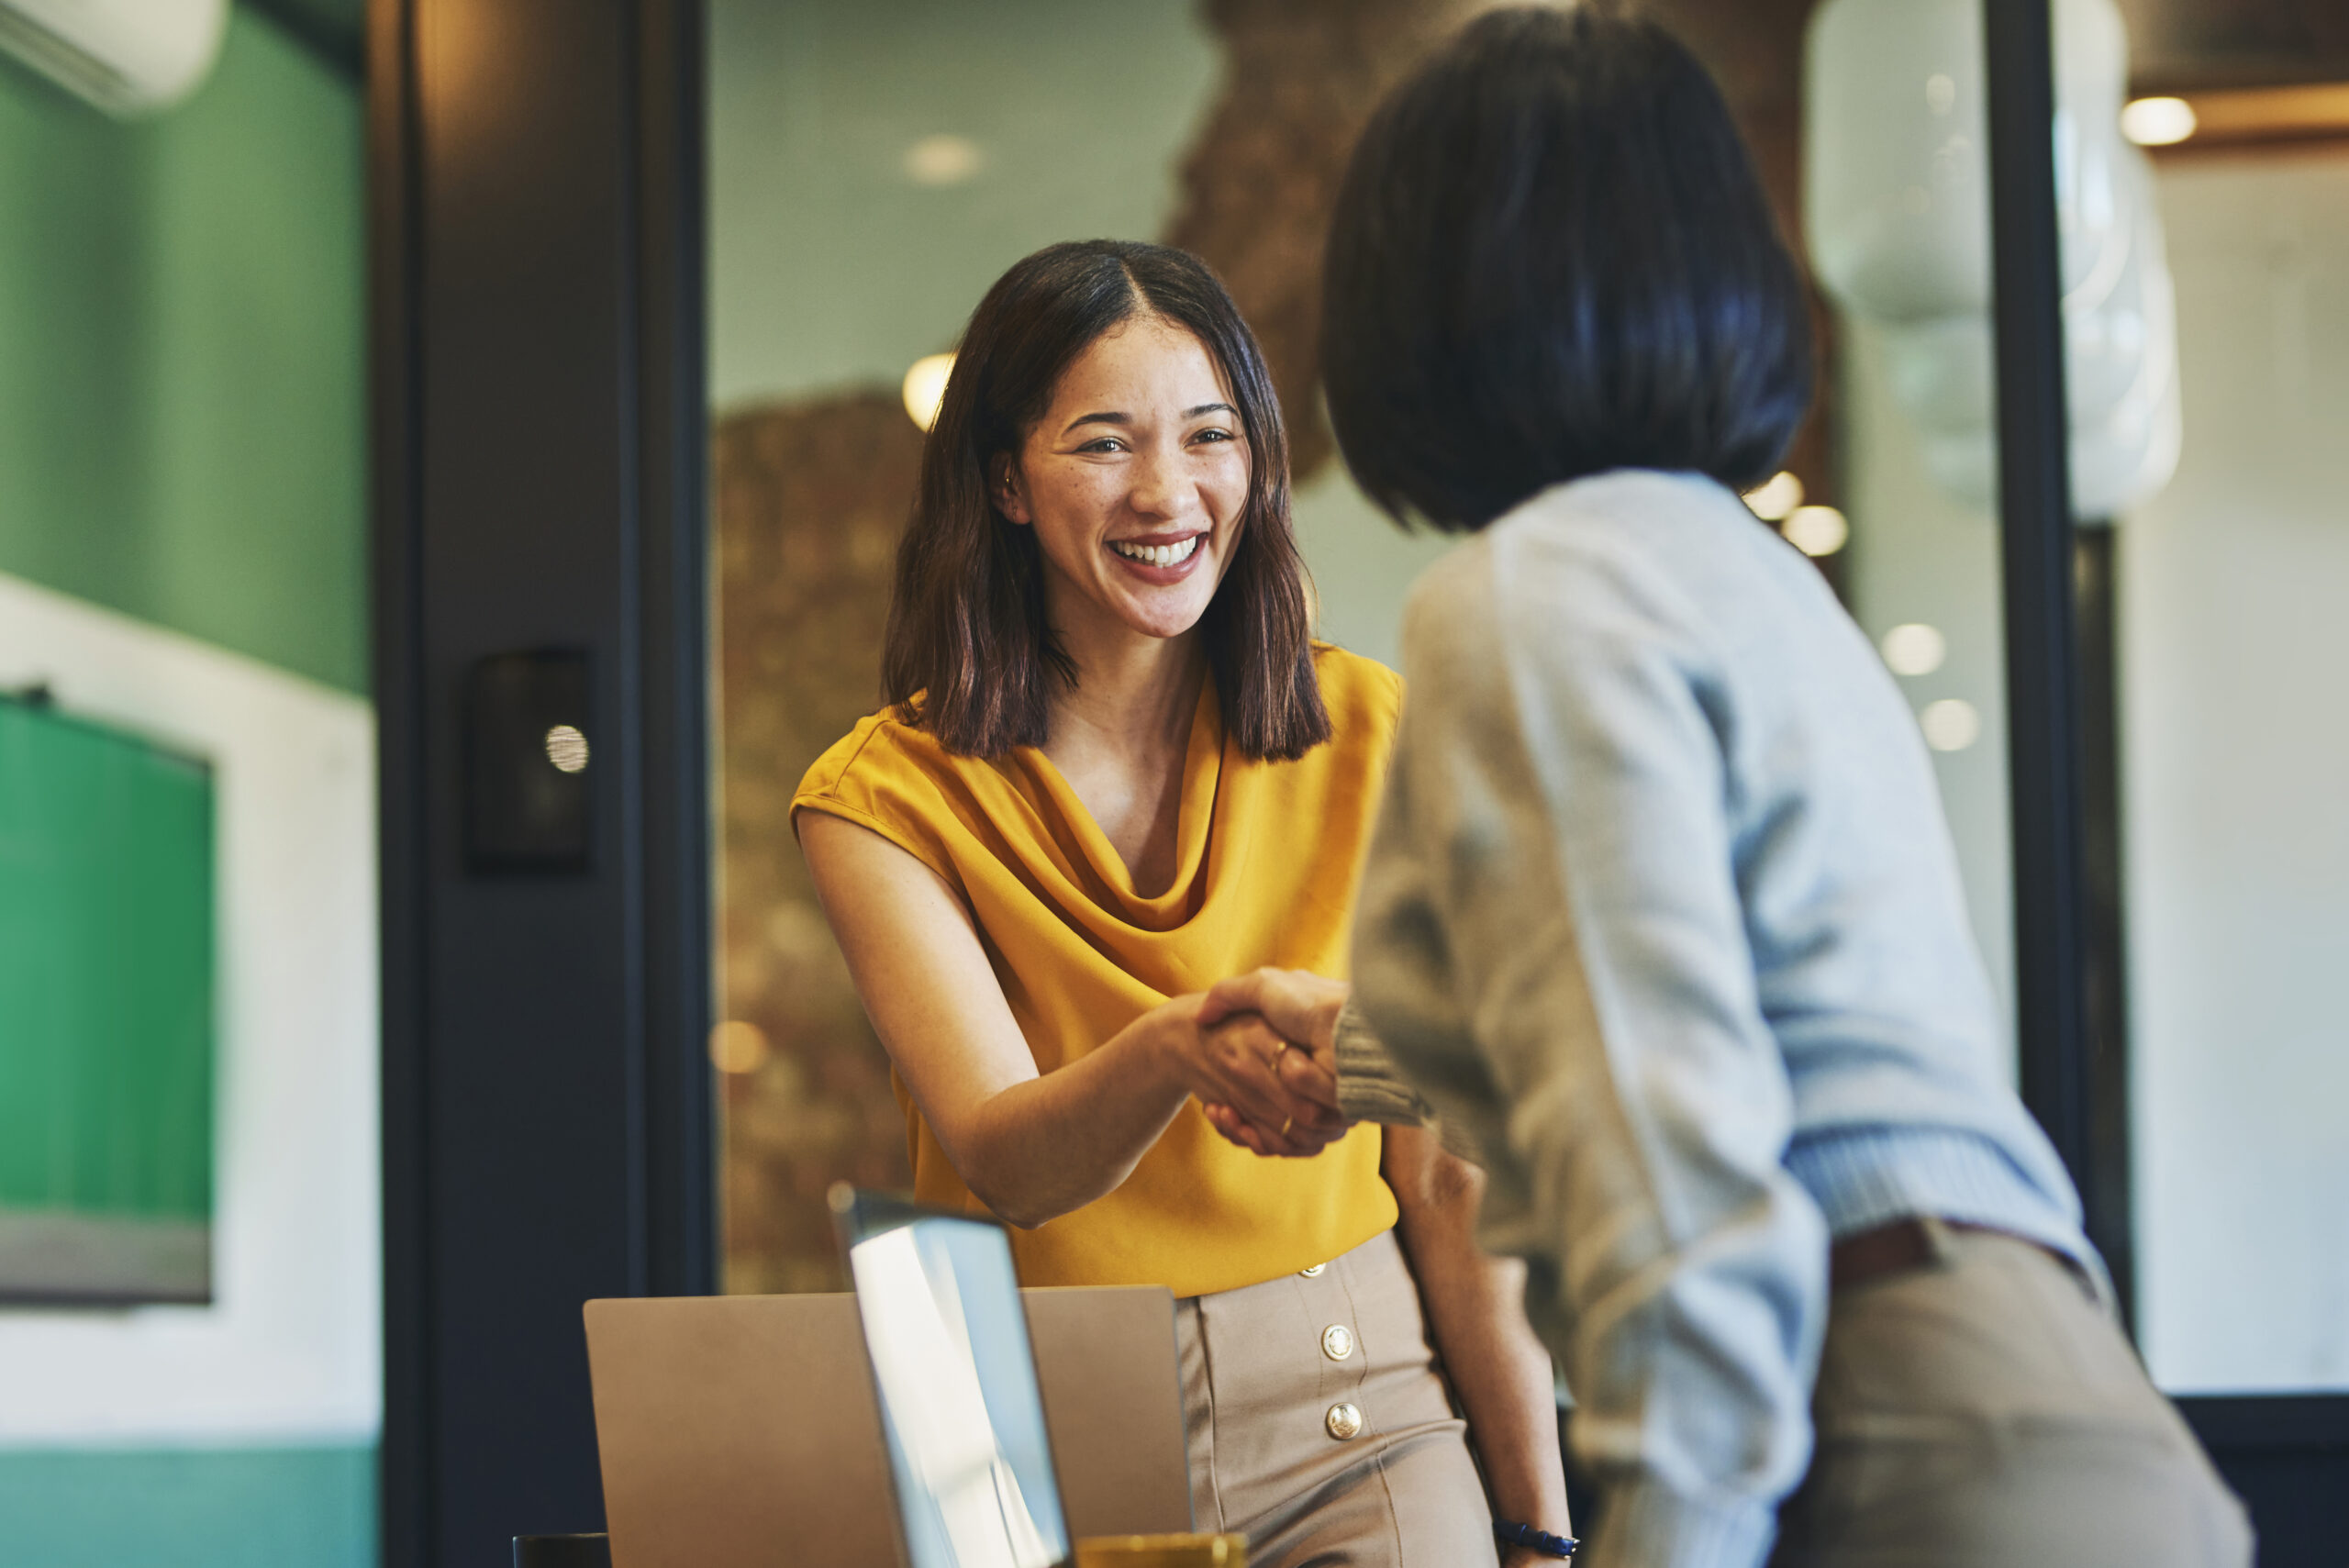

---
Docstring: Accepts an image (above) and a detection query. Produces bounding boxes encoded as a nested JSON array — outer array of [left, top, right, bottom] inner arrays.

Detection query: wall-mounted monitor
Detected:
[[0, 690, 215, 1305]]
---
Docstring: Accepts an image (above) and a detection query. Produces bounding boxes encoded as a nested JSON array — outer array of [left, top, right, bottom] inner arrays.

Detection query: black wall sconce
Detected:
[[463, 649, 594, 873]]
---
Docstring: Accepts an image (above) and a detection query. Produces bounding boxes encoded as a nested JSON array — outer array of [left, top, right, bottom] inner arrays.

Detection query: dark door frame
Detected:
[[370, 0, 712, 1562], [1982, 2, 2349, 1559]]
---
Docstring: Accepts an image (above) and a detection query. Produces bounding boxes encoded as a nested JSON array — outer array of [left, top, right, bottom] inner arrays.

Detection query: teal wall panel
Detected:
[[0, 1445, 375, 1568]]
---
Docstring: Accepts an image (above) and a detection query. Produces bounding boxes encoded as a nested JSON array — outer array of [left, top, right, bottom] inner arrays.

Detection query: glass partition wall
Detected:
[[703, 0, 2347, 1537], [705, 0, 1480, 1294]]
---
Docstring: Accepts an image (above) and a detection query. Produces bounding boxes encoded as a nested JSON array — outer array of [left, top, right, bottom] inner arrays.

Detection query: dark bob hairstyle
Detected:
[[885, 239, 1330, 760], [1322, 6, 1815, 531]]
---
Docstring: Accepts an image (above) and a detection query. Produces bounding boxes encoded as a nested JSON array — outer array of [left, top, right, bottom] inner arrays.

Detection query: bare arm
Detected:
[[1386, 1126, 1575, 1561], [800, 810, 1336, 1228]]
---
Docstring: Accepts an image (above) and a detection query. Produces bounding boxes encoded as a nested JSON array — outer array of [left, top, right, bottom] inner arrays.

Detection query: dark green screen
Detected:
[[0, 696, 214, 1226]]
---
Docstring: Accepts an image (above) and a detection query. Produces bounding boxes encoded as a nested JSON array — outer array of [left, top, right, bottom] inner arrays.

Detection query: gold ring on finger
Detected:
[[1281, 1116, 1295, 1137]]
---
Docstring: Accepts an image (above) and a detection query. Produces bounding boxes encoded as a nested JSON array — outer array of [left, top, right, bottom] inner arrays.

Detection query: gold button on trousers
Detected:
[[1174, 1230, 1497, 1568]]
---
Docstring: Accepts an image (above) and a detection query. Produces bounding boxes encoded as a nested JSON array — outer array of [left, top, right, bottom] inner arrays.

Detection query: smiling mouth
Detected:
[[1108, 536, 1203, 568]]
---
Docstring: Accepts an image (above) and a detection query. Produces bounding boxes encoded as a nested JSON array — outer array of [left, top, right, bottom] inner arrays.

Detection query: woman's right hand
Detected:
[[1149, 993, 1348, 1158], [1191, 968, 1353, 1157]]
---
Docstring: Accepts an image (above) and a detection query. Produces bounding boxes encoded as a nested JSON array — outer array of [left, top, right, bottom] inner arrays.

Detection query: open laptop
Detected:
[[833, 1187, 1076, 1568], [584, 1201, 1191, 1567]]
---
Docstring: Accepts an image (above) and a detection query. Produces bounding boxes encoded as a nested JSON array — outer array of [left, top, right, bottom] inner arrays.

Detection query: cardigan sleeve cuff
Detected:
[[1333, 1002, 1435, 1126], [1331, 1003, 1492, 1164], [1582, 1479, 1776, 1568]]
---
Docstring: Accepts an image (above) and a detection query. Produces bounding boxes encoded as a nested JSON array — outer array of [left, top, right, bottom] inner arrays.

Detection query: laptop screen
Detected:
[[832, 1188, 1074, 1568]]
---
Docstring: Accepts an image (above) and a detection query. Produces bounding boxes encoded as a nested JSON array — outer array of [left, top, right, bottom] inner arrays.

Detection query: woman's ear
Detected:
[[994, 455, 1031, 527]]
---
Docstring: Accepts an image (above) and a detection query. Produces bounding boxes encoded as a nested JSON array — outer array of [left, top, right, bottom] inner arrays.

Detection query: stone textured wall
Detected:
[[714, 392, 924, 1294], [1164, 0, 1501, 481]]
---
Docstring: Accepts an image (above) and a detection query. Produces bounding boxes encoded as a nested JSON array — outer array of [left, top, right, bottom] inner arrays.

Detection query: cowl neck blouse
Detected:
[[792, 644, 1401, 1296]]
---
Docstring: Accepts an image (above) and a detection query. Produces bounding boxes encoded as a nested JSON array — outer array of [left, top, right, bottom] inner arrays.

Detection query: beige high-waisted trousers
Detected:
[[1772, 1221, 2253, 1567], [1175, 1229, 1498, 1568]]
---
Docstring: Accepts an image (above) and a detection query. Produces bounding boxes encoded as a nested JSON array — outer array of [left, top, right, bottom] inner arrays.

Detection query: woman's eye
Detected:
[[1193, 428, 1235, 444], [1079, 438, 1127, 453]]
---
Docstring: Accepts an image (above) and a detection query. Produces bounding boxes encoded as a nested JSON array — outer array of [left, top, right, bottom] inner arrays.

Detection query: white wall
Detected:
[[709, 0, 1217, 412], [0, 572, 381, 1445], [2123, 149, 2349, 1393]]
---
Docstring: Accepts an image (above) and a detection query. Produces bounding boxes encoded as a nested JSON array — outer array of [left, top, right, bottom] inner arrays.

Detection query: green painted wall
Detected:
[[0, 1445, 374, 1568], [709, 0, 1218, 410], [0, 12, 367, 696]]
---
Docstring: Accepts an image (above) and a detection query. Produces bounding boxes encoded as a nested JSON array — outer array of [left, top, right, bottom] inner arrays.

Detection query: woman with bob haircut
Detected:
[[791, 238, 1574, 1567], [1205, 8, 2250, 1567]]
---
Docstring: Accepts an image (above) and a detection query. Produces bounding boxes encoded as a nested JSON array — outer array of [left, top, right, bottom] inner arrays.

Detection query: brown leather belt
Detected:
[[1828, 1217, 2032, 1290]]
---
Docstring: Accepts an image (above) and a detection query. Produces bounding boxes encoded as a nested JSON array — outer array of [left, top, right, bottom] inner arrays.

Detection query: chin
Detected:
[[1115, 591, 1215, 642]]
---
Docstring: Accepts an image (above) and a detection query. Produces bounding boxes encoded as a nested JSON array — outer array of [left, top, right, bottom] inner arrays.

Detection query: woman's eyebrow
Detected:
[[1058, 401, 1235, 437]]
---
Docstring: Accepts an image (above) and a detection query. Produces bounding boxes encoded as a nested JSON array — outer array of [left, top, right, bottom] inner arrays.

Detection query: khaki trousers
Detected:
[[1772, 1221, 2254, 1568], [1176, 1229, 1497, 1568]]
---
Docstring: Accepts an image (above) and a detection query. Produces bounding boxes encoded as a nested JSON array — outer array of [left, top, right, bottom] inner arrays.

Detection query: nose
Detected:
[[1126, 442, 1186, 523]]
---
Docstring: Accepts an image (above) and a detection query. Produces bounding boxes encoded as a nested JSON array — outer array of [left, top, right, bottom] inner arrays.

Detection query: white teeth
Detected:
[[1112, 536, 1201, 567]]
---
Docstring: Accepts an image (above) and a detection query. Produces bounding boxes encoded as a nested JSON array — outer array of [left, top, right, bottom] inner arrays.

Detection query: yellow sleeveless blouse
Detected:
[[791, 645, 1401, 1297]]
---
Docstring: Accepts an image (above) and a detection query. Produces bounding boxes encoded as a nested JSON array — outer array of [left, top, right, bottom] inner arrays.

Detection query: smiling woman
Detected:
[[880, 241, 1327, 762], [784, 239, 1572, 1567]]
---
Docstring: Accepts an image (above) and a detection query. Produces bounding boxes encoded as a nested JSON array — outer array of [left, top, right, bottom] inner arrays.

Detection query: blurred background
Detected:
[[0, 1, 2343, 1563]]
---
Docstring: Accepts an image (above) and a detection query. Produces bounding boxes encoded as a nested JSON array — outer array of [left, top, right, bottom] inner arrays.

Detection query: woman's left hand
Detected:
[[1199, 1096, 1349, 1158]]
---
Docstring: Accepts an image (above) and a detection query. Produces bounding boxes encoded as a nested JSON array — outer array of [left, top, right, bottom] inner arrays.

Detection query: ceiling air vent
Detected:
[[0, 0, 227, 117]]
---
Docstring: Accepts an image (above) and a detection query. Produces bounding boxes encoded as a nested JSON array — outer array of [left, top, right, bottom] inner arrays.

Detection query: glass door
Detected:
[[2110, 76, 2349, 1548]]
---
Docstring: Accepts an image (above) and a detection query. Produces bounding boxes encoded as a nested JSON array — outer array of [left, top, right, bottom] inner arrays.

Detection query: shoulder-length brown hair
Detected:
[[883, 239, 1331, 761]]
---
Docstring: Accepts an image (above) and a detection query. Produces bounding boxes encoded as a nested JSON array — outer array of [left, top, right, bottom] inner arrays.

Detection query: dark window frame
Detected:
[[371, 0, 712, 1561]]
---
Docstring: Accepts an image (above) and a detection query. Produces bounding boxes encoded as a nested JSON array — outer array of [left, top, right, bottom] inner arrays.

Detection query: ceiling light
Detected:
[[903, 133, 985, 186], [2121, 96, 2197, 147], [1880, 623, 1948, 676], [1784, 505, 1850, 558], [902, 353, 954, 432], [1745, 470, 1805, 521], [1920, 698, 1981, 752]]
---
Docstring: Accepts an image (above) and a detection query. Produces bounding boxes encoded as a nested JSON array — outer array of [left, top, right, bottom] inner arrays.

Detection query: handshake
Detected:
[[1183, 967, 1356, 1160]]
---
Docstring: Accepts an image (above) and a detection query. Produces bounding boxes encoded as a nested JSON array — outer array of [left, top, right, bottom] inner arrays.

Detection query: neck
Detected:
[[1044, 596, 1207, 762]]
